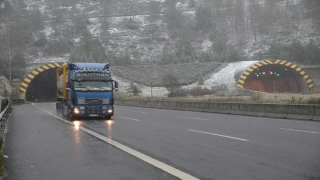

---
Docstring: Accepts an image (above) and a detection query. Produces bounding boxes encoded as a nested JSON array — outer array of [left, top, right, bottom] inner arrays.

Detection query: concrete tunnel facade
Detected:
[[234, 60, 315, 93], [19, 62, 66, 102]]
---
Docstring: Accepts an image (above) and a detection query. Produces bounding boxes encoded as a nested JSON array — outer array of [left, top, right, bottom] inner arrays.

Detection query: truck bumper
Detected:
[[74, 105, 114, 118]]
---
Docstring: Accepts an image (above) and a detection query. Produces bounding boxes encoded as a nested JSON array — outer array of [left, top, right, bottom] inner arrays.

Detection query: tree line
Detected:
[[0, 0, 319, 79], [268, 39, 320, 64]]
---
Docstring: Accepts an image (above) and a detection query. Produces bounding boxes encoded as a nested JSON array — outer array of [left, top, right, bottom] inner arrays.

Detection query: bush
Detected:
[[306, 97, 320, 104], [125, 21, 140, 30], [0, 138, 5, 176], [132, 85, 142, 96], [168, 88, 188, 98], [114, 91, 128, 100], [190, 87, 214, 96], [250, 92, 263, 102]]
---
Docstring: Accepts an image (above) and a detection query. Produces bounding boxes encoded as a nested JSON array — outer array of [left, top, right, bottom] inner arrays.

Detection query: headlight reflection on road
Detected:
[[106, 120, 114, 131], [73, 121, 81, 130], [105, 120, 115, 139], [72, 121, 81, 144]]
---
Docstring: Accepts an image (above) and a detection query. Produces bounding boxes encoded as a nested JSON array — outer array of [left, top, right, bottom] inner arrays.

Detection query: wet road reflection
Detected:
[[106, 120, 115, 139], [73, 121, 81, 143], [73, 121, 81, 130]]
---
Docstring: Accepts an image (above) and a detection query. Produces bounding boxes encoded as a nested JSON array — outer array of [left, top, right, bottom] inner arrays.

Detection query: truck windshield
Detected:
[[74, 80, 112, 91]]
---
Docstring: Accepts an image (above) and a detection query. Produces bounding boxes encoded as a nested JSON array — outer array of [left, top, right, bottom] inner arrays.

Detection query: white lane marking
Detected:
[[120, 116, 141, 121], [178, 116, 207, 121], [188, 129, 249, 142], [33, 103, 200, 180], [133, 111, 148, 114], [279, 128, 320, 134]]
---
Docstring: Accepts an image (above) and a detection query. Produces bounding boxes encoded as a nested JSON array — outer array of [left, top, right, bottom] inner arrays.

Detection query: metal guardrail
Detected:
[[0, 98, 11, 138]]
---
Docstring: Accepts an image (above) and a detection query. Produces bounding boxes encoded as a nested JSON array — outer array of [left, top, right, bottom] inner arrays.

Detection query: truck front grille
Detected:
[[85, 106, 103, 114], [85, 99, 102, 104]]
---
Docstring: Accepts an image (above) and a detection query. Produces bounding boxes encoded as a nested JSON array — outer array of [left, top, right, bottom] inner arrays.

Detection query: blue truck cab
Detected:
[[56, 63, 118, 120]]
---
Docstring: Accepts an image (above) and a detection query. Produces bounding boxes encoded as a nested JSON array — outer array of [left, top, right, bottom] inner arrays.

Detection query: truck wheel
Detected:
[[56, 102, 61, 115], [105, 116, 111, 120], [67, 108, 74, 121]]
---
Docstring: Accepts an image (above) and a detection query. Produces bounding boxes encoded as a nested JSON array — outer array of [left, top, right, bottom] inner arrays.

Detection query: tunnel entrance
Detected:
[[25, 69, 57, 102], [19, 62, 66, 102], [243, 64, 306, 93], [235, 60, 314, 93]]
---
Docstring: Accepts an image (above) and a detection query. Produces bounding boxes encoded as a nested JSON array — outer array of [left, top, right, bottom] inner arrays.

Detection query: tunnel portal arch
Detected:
[[19, 62, 67, 102], [235, 60, 315, 93]]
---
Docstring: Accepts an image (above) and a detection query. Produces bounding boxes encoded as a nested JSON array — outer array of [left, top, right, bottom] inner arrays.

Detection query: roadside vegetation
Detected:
[[0, 138, 5, 177], [112, 62, 220, 86], [116, 90, 320, 105]]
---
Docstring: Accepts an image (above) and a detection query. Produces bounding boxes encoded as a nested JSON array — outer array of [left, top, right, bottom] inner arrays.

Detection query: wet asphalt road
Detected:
[[4, 103, 320, 180]]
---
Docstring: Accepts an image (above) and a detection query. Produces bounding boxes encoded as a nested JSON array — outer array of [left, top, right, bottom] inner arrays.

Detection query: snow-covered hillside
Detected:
[[1, 0, 319, 91], [15, 0, 320, 63]]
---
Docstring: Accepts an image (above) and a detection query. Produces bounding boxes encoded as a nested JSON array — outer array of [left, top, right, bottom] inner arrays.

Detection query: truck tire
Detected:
[[105, 115, 111, 120], [56, 102, 62, 115], [62, 104, 67, 117], [67, 108, 75, 121]]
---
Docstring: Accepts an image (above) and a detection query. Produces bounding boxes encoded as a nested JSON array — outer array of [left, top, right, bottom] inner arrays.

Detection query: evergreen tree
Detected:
[[189, 0, 196, 8], [195, 4, 212, 32], [164, 1, 184, 32], [305, 39, 320, 64], [288, 40, 305, 63]]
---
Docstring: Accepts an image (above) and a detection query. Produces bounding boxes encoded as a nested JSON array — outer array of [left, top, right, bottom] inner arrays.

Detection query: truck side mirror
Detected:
[[114, 81, 118, 91]]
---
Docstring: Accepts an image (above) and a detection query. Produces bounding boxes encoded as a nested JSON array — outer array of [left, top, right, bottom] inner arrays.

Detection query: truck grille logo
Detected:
[[85, 99, 102, 104]]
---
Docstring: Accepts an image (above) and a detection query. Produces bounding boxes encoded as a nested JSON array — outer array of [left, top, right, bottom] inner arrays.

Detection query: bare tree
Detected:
[[162, 73, 180, 94]]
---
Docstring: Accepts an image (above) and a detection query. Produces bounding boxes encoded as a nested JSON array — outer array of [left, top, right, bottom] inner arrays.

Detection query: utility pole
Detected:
[[8, 19, 12, 81], [73, 15, 76, 53]]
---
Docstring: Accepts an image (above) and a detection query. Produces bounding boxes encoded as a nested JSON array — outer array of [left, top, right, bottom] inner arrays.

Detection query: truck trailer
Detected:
[[56, 63, 118, 120]]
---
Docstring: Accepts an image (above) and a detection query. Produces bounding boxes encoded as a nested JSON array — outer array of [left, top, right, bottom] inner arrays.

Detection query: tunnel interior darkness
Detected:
[[243, 64, 307, 93], [25, 69, 57, 102]]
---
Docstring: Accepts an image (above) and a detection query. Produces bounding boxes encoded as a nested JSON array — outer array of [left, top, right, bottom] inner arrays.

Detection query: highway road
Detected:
[[4, 103, 320, 180]]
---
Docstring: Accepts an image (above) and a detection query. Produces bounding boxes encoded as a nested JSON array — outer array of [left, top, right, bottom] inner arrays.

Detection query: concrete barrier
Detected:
[[115, 100, 318, 121], [153, 101, 163, 109], [286, 105, 314, 120], [166, 101, 177, 110], [194, 102, 207, 112], [208, 102, 218, 112], [174, 102, 182, 110], [264, 104, 288, 118], [246, 104, 266, 117], [216, 103, 232, 114], [230, 103, 248, 115], [313, 105, 320, 121], [184, 102, 195, 111]]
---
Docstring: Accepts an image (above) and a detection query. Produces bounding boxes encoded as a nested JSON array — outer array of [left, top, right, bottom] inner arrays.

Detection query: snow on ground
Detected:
[[113, 61, 257, 97], [204, 62, 241, 85], [183, 61, 257, 91], [112, 75, 168, 97]]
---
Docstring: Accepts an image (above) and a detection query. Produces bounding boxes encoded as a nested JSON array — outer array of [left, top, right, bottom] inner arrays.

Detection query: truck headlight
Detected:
[[74, 107, 80, 114], [108, 106, 113, 113]]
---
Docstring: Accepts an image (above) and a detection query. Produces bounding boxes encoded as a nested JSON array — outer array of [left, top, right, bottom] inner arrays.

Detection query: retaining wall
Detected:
[[115, 100, 320, 121]]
